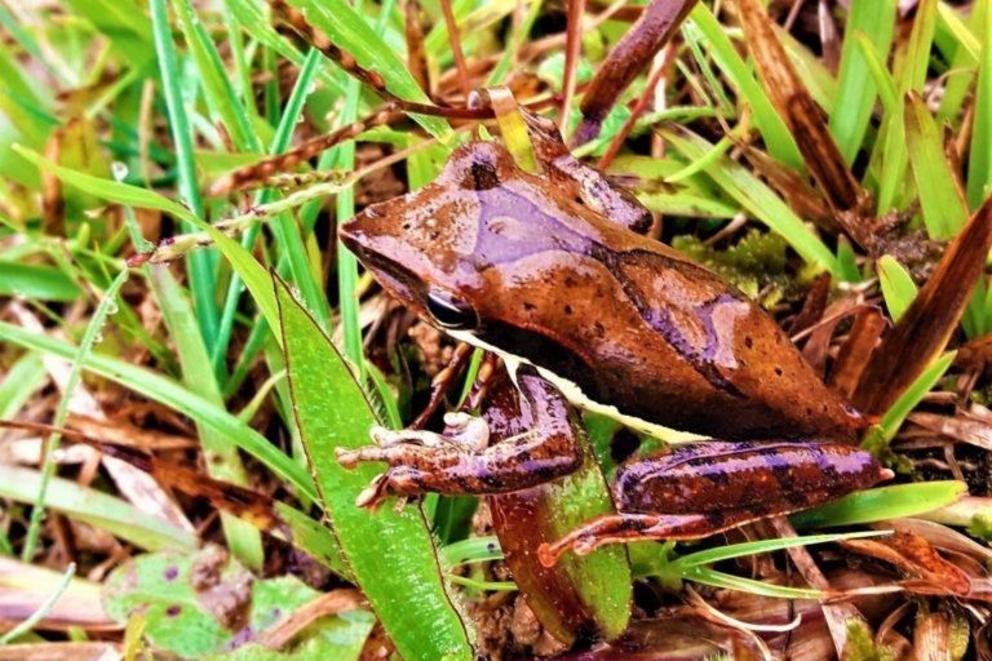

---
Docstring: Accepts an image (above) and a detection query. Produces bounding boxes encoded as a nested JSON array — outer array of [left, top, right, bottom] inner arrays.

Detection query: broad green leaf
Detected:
[[104, 550, 373, 658], [276, 279, 474, 660]]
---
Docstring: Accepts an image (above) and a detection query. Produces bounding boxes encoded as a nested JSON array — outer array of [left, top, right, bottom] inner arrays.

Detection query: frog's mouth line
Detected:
[[340, 231, 427, 315]]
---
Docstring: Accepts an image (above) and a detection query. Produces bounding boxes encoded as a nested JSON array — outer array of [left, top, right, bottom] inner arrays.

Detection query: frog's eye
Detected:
[[426, 289, 479, 330]]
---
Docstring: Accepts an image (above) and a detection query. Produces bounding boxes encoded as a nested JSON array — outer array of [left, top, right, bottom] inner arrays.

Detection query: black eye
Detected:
[[426, 289, 479, 329]]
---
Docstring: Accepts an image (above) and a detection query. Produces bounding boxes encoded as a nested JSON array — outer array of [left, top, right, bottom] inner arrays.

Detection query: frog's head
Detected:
[[340, 140, 560, 333]]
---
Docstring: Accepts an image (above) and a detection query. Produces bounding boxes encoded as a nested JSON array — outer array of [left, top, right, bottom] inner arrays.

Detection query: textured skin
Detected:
[[341, 140, 864, 441]]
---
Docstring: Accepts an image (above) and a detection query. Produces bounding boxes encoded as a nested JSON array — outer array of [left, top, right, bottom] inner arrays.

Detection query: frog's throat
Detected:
[[445, 329, 706, 445]]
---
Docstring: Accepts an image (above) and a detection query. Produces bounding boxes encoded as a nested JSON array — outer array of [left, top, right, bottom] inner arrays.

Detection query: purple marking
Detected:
[[163, 566, 179, 581], [165, 605, 181, 617]]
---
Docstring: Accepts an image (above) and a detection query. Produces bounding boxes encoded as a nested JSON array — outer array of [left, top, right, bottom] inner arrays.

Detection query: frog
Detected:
[[335, 112, 892, 566]]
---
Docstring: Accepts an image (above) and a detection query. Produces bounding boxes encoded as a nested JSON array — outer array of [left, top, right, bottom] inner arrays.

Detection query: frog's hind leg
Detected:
[[536, 510, 757, 567]]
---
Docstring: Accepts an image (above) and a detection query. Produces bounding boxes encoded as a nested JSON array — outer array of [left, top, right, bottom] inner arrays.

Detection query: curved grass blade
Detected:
[[275, 278, 475, 660], [0, 321, 316, 502], [687, 4, 803, 171], [148, 264, 264, 570], [876, 255, 918, 323], [285, 0, 451, 141], [21, 269, 128, 562], [662, 126, 840, 276], [0, 464, 198, 552], [791, 481, 967, 529], [829, 0, 897, 165]]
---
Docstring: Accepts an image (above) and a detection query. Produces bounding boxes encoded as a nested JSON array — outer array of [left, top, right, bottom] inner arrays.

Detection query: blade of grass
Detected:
[[686, 4, 803, 171], [682, 566, 822, 599], [276, 278, 475, 660], [792, 481, 967, 529], [0, 563, 75, 644], [0, 352, 47, 419], [968, 1, 992, 208], [0, 321, 316, 502], [172, 0, 254, 154], [876, 255, 918, 323], [829, 0, 897, 165], [875, 0, 938, 213], [148, 264, 264, 570], [286, 0, 451, 141], [937, 0, 985, 122], [14, 146, 282, 350], [879, 351, 956, 440], [675, 530, 889, 569], [150, 0, 218, 343], [212, 49, 327, 375], [21, 269, 128, 562], [0, 464, 197, 552], [662, 125, 840, 276], [852, 195, 992, 414], [905, 92, 970, 240]]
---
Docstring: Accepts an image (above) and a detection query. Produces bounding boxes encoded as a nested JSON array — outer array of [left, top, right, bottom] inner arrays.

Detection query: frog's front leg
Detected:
[[337, 366, 583, 508], [538, 441, 894, 566]]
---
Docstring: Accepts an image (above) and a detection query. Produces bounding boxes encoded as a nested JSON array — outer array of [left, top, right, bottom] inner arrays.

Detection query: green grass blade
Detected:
[[662, 126, 840, 276], [675, 530, 889, 569], [683, 566, 822, 599], [687, 4, 804, 172], [938, 0, 985, 122], [148, 264, 264, 570], [877, 255, 918, 323], [21, 269, 128, 562], [287, 0, 451, 141], [0, 464, 198, 552], [172, 0, 255, 151], [0, 263, 81, 301], [829, 0, 897, 165], [880, 351, 956, 440], [0, 321, 316, 502], [276, 278, 475, 660], [15, 146, 283, 348], [0, 352, 47, 419], [906, 94, 969, 239], [213, 50, 326, 374], [150, 0, 218, 342], [875, 0, 938, 212], [792, 480, 967, 529], [969, 2, 992, 208]]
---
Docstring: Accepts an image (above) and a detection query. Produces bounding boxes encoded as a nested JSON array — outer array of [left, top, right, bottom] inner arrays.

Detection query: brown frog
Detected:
[[335, 115, 889, 565]]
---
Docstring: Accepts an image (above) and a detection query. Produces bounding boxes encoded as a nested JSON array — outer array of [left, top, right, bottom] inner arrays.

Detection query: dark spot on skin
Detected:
[[774, 366, 783, 376], [467, 160, 500, 190], [564, 305, 573, 315], [593, 321, 606, 338], [744, 336, 753, 349], [523, 302, 536, 311], [402, 222, 411, 230], [806, 408, 813, 416], [164, 566, 179, 581], [166, 605, 181, 617]]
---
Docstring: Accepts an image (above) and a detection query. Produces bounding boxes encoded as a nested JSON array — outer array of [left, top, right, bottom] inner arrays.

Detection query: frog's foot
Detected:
[[536, 512, 721, 567], [355, 414, 490, 452]]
